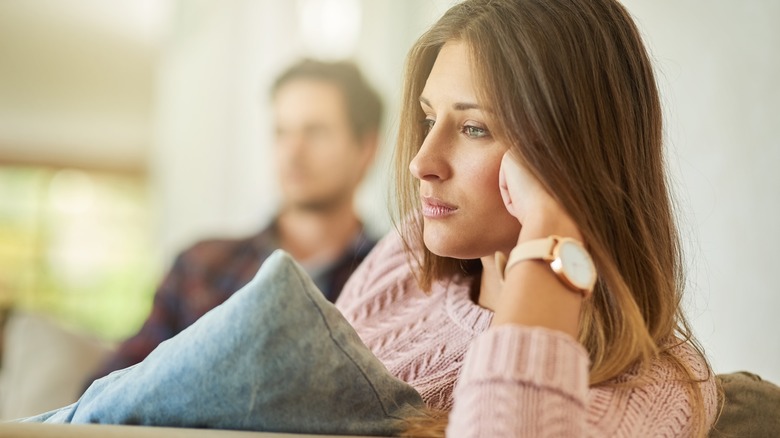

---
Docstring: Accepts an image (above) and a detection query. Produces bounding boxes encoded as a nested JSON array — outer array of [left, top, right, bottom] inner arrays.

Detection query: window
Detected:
[[0, 166, 159, 339]]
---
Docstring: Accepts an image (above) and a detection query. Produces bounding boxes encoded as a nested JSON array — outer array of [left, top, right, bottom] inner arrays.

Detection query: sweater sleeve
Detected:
[[447, 325, 715, 437], [447, 325, 589, 437]]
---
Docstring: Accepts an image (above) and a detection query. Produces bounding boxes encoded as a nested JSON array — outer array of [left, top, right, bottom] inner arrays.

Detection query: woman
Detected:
[[335, 0, 718, 435], [16, 0, 716, 435]]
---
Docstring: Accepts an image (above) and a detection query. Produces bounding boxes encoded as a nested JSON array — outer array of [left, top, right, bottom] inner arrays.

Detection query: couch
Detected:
[[2, 310, 779, 437], [0, 423, 374, 438], [0, 310, 381, 437], [0, 310, 115, 421]]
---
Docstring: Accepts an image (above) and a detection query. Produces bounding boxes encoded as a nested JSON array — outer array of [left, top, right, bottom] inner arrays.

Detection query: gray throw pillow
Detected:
[[24, 250, 424, 436]]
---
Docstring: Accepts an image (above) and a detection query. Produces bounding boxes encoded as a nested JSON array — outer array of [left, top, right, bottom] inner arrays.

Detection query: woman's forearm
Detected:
[[491, 215, 585, 338]]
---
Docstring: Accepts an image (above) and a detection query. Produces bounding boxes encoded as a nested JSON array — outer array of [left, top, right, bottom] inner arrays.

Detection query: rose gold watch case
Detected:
[[549, 237, 597, 298]]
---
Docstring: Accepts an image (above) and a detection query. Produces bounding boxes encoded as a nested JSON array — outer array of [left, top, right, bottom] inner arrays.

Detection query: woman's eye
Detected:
[[421, 118, 435, 136], [462, 125, 489, 139]]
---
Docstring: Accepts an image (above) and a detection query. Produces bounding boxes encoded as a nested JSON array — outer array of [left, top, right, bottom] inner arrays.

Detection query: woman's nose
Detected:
[[409, 129, 451, 181]]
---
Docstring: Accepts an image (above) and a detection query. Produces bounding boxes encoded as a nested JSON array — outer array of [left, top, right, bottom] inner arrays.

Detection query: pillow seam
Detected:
[[292, 267, 404, 420]]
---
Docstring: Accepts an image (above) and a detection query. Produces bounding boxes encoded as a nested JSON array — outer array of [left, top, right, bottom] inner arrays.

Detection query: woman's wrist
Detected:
[[489, 205, 585, 336], [517, 206, 583, 245]]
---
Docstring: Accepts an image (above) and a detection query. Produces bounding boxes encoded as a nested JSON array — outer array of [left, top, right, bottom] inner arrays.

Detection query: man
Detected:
[[87, 59, 383, 383]]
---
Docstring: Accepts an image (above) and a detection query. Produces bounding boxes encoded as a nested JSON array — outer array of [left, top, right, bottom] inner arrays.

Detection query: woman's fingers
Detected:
[[499, 151, 534, 220], [498, 155, 516, 216], [499, 151, 560, 225]]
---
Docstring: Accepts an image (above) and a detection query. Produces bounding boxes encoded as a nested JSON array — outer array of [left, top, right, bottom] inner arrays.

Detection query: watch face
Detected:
[[555, 240, 596, 291]]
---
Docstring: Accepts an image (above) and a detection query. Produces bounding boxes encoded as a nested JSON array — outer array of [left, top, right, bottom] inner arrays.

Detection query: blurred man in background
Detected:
[[86, 59, 383, 385]]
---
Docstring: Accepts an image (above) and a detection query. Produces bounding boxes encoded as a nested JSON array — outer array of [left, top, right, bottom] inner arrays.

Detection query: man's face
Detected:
[[273, 79, 372, 212]]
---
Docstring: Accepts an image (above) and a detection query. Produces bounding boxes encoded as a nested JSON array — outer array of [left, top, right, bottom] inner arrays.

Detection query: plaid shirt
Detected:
[[87, 221, 376, 386]]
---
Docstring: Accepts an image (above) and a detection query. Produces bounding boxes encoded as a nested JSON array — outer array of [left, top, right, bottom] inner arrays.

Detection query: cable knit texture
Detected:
[[336, 231, 718, 437]]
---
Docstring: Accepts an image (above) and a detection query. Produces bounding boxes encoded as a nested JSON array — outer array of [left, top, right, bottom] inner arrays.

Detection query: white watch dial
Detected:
[[558, 240, 596, 290]]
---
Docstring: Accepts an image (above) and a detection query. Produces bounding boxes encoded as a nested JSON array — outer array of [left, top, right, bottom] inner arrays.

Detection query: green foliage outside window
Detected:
[[0, 166, 159, 340]]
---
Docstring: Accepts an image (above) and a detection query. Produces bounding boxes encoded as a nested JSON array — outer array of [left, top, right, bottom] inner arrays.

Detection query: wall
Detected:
[[621, 0, 780, 382], [0, 0, 163, 172]]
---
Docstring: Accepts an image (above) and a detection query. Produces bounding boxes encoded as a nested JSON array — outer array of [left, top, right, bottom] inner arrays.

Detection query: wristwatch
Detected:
[[496, 235, 597, 298]]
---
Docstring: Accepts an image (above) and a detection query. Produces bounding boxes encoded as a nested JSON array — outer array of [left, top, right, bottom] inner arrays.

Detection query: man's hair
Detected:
[[271, 59, 383, 141]]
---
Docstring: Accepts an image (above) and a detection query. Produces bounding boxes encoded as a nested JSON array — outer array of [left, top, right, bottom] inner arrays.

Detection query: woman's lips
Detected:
[[421, 197, 458, 218]]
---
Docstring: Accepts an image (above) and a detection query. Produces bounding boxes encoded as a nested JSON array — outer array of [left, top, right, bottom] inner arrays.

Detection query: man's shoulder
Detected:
[[186, 235, 252, 253], [347, 227, 379, 261], [176, 228, 273, 267]]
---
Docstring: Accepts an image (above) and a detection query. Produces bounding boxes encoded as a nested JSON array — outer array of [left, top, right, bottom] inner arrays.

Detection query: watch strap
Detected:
[[501, 236, 557, 280], [496, 235, 595, 298]]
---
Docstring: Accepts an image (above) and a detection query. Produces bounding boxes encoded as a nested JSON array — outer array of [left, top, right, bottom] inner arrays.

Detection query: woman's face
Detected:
[[410, 41, 522, 260]]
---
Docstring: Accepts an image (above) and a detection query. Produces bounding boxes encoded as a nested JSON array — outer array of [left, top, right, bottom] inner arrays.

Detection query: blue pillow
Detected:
[[25, 250, 424, 435]]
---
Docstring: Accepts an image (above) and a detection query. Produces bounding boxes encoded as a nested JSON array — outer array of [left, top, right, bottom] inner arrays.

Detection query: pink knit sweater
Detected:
[[335, 231, 718, 437]]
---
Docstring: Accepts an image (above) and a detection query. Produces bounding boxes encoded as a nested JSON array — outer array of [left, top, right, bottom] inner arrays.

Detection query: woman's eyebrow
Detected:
[[453, 102, 480, 111], [419, 96, 482, 111]]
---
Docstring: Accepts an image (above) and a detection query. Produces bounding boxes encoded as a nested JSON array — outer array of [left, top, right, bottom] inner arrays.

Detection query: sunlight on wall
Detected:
[[296, 0, 362, 60]]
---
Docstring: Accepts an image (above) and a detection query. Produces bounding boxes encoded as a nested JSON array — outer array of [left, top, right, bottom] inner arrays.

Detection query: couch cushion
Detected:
[[0, 311, 114, 420], [0, 422, 365, 438], [25, 250, 423, 436], [709, 371, 780, 437]]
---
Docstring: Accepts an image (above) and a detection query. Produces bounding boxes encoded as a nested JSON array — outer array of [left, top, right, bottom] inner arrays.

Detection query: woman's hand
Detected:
[[498, 151, 581, 242], [492, 150, 585, 335], [498, 151, 554, 224]]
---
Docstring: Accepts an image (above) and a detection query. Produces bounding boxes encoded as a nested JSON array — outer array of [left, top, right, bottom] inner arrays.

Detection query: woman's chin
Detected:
[[423, 234, 480, 260], [423, 234, 456, 258]]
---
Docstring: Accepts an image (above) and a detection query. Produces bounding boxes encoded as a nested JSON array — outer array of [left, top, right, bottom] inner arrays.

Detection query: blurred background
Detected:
[[0, 0, 777, 383]]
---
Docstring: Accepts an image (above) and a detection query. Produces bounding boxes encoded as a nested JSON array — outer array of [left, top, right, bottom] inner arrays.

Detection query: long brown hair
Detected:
[[392, 0, 711, 435]]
